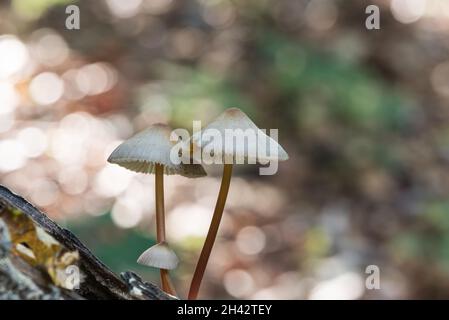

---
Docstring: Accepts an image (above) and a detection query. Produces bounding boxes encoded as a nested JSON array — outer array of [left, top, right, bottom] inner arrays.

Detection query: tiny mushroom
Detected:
[[137, 241, 179, 270], [108, 123, 206, 296], [187, 108, 288, 299], [137, 241, 179, 292]]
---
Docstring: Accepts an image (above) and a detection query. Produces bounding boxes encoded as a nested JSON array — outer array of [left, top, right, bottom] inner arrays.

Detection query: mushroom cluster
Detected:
[[107, 108, 288, 299], [108, 124, 206, 295]]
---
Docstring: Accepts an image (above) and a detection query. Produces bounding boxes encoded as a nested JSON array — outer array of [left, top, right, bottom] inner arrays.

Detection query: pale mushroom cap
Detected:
[[108, 123, 206, 178], [137, 242, 179, 270], [191, 108, 289, 163]]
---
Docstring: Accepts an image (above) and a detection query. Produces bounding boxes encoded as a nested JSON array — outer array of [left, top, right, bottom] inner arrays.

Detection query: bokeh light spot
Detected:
[[0, 140, 27, 172], [17, 127, 48, 158], [29, 72, 64, 105], [111, 199, 143, 228], [391, 0, 426, 24], [0, 35, 29, 79], [223, 269, 255, 298], [236, 226, 267, 255]]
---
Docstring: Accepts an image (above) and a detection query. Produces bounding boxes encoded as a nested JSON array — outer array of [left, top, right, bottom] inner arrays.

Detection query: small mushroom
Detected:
[[137, 241, 179, 293], [108, 123, 206, 296], [188, 108, 288, 299], [137, 241, 179, 270]]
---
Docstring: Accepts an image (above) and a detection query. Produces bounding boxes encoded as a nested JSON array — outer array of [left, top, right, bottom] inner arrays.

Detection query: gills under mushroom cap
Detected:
[[191, 108, 289, 163], [108, 123, 206, 178]]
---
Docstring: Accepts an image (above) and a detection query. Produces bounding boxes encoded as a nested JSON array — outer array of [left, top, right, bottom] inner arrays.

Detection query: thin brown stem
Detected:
[[160, 269, 177, 296], [155, 164, 175, 295], [188, 164, 233, 300], [155, 164, 165, 242]]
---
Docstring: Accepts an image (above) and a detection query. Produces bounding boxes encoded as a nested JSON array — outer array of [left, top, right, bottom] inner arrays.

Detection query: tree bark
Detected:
[[0, 185, 172, 300]]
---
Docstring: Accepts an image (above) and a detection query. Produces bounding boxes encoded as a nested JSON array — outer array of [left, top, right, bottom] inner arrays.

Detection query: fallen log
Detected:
[[0, 185, 172, 300]]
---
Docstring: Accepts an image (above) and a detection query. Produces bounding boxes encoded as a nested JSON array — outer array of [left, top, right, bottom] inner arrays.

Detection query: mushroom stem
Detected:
[[155, 163, 176, 295], [160, 269, 177, 296], [188, 163, 233, 300], [155, 164, 166, 241]]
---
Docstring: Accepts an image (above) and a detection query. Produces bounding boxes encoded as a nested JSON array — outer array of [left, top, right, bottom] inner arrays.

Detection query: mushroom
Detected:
[[187, 108, 288, 299], [108, 123, 206, 295], [137, 241, 179, 270], [137, 241, 179, 293]]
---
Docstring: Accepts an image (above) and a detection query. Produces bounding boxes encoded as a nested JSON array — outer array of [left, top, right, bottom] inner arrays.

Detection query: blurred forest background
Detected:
[[1, 0, 449, 299]]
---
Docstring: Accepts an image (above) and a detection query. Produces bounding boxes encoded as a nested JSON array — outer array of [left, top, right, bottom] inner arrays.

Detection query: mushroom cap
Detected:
[[137, 242, 179, 270], [191, 108, 289, 163], [108, 123, 206, 178]]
